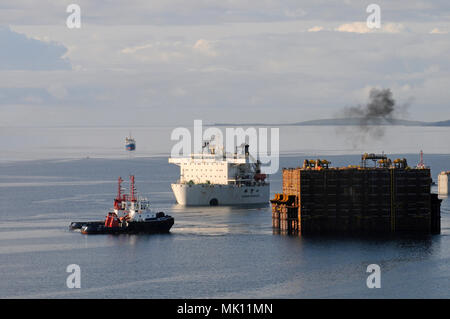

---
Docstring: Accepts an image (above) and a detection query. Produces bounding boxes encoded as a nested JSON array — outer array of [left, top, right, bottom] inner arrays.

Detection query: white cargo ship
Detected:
[[169, 142, 269, 206]]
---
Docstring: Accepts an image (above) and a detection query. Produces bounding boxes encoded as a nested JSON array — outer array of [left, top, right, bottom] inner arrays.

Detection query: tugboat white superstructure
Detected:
[[169, 141, 269, 206]]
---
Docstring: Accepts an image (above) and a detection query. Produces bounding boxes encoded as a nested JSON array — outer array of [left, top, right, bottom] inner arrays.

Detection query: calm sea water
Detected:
[[0, 154, 449, 298], [2, 125, 450, 161]]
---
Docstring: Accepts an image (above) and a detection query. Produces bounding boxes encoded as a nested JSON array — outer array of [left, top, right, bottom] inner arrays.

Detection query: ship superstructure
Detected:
[[169, 141, 269, 206]]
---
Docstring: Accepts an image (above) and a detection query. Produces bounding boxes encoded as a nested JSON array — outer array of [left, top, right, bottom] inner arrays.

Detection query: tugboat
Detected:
[[69, 175, 174, 234]]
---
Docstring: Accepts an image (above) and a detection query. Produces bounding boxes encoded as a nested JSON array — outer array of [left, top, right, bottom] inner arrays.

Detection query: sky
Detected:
[[0, 1, 449, 127]]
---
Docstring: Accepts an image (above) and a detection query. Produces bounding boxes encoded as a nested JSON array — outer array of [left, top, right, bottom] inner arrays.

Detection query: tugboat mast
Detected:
[[130, 175, 136, 202], [114, 177, 126, 210]]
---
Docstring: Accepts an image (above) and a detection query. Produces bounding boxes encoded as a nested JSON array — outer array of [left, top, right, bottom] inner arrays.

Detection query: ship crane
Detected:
[[361, 152, 390, 168], [202, 136, 217, 155], [236, 143, 266, 182]]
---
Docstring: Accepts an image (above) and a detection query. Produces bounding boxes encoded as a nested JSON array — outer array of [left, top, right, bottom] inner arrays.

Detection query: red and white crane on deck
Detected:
[[108, 175, 139, 227]]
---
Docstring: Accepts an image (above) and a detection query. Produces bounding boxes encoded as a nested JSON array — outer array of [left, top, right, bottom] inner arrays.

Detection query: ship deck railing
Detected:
[[174, 180, 268, 186]]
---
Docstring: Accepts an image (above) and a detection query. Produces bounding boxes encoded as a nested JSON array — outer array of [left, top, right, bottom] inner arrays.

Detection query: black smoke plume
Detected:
[[337, 88, 411, 147]]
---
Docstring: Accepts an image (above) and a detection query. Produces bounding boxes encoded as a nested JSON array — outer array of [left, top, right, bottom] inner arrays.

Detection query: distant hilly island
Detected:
[[212, 118, 450, 127]]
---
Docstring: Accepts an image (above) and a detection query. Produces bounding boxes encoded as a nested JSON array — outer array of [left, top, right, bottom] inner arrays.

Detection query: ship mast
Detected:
[[130, 175, 136, 202], [114, 177, 125, 210], [417, 150, 425, 169]]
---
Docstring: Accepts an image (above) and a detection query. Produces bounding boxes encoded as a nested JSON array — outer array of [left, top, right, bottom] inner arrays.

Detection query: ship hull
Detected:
[[71, 217, 174, 234], [171, 183, 270, 206], [126, 144, 136, 151]]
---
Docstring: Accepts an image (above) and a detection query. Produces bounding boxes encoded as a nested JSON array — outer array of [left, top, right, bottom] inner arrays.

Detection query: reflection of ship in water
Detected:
[[125, 134, 136, 151], [169, 204, 269, 236]]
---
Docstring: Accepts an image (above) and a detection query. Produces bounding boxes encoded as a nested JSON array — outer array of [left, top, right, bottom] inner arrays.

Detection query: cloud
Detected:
[[1, 2, 450, 127], [430, 28, 448, 34], [335, 22, 405, 34], [121, 44, 154, 54], [283, 8, 306, 18], [170, 87, 187, 97], [193, 39, 217, 57], [335, 22, 373, 34], [382, 23, 405, 33], [119, 41, 185, 62], [0, 87, 53, 105], [1, 0, 449, 26], [307, 26, 323, 32], [47, 84, 68, 99], [0, 26, 70, 70]]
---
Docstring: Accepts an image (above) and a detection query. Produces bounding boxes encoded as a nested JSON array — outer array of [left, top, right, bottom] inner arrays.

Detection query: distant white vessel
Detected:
[[169, 141, 269, 206]]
